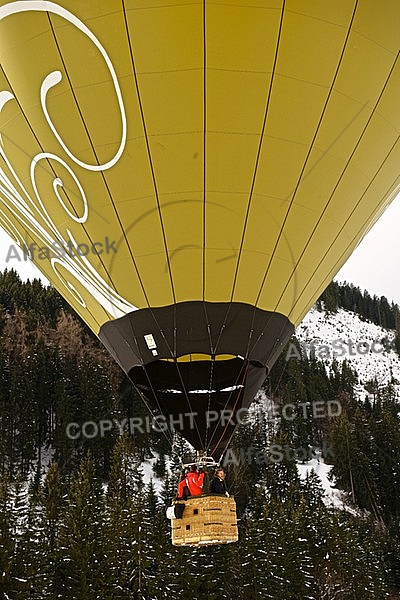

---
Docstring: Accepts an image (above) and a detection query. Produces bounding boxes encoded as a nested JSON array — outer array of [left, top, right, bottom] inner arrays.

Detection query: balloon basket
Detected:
[[170, 495, 238, 546]]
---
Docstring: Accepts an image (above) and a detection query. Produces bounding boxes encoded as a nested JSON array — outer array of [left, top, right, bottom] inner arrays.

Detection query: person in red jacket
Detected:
[[177, 471, 189, 499], [177, 465, 206, 498], [186, 465, 206, 495]]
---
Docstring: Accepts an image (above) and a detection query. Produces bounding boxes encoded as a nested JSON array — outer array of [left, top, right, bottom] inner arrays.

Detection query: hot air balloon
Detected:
[[0, 1, 400, 543]]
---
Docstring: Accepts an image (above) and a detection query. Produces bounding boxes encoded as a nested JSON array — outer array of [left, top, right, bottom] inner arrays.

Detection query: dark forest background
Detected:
[[1, 268, 400, 598]]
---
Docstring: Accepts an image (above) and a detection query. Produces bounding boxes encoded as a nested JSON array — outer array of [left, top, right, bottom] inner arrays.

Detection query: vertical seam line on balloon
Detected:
[[201, 0, 214, 449], [202, 0, 207, 302], [228, 0, 286, 304], [122, 1, 177, 306]]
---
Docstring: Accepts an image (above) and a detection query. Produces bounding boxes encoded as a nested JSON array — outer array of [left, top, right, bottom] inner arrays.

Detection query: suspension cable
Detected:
[[209, 363, 249, 456]]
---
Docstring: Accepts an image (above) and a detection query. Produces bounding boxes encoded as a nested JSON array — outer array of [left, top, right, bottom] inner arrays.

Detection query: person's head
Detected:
[[190, 464, 198, 472], [215, 468, 225, 479]]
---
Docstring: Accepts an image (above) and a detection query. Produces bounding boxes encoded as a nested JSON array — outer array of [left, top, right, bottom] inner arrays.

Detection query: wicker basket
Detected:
[[171, 495, 238, 546]]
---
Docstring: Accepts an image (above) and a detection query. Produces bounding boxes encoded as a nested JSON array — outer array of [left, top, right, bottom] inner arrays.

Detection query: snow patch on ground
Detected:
[[297, 458, 362, 516], [141, 453, 164, 493], [297, 457, 346, 510]]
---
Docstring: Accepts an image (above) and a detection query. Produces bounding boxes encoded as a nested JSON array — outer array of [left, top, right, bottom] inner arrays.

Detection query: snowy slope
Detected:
[[297, 458, 346, 510], [295, 306, 400, 400]]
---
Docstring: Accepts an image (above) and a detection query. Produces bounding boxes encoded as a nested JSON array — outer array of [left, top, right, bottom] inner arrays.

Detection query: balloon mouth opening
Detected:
[[126, 356, 268, 454], [129, 356, 249, 394]]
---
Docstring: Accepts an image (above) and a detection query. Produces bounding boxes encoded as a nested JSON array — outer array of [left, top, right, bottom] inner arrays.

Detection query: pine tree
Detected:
[[2, 475, 36, 599], [324, 512, 387, 599], [57, 452, 106, 599], [14, 487, 47, 599], [141, 481, 166, 597], [239, 513, 269, 599], [104, 432, 144, 597], [264, 429, 299, 503], [0, 472, 17, 598], [369, 405, 400, 521], [38, 461, 65, 598]]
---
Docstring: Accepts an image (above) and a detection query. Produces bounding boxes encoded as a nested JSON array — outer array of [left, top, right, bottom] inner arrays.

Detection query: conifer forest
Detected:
[[2, 269, 400, 599]]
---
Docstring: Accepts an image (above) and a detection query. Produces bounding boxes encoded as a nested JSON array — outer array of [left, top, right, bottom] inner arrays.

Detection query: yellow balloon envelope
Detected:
[[0, 0, 399, 453]]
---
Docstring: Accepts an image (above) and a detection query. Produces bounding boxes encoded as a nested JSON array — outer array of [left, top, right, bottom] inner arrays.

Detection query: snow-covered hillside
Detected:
[[295, 306, 400, 401]]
